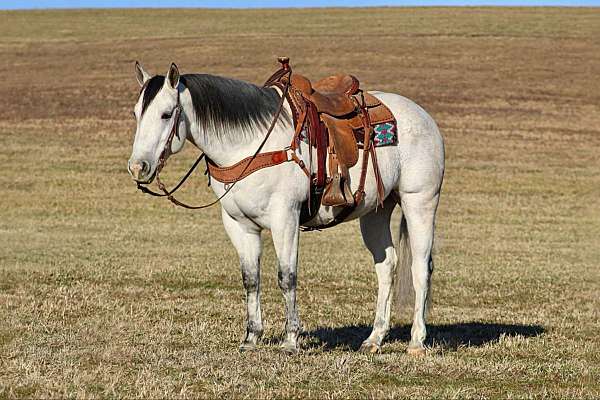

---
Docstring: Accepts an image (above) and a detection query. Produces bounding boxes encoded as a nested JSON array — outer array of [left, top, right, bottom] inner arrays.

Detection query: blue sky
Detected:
[[1, 0, 598, 9]]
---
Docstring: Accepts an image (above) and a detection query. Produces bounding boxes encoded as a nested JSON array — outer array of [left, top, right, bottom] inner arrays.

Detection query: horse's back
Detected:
[[372, 91, 445, 195], [370, 91, 443, 143]]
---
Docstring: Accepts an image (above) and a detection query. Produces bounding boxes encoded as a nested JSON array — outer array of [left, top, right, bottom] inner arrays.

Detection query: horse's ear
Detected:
[[135, 61, 150, 87], [166, 63, 180, 90]]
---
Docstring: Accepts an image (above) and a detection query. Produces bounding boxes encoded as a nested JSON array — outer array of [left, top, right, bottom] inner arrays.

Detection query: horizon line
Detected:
[[3, 4, 600, 10], [2, 1, 600, 11]]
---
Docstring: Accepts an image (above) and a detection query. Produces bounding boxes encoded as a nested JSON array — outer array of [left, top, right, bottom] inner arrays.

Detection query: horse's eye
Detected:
[[161, 112, 172, 120]]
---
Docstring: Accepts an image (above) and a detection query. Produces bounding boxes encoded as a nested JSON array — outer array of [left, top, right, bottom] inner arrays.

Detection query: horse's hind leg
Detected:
[[221, 210, 263, 351], [270, 207, 301, 354], [358, 197, 398, 353], [401, 190, 439, 355]]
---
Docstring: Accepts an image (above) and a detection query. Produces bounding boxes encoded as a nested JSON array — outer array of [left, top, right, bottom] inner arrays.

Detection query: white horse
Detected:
[[128, 62, 444, 354]]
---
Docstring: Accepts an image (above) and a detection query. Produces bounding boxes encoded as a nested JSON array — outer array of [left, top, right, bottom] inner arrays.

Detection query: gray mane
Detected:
[[140, 73, 288, 141]]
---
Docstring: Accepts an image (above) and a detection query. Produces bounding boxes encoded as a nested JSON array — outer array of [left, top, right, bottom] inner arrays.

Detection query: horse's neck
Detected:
[[188, 124, 292, 167], [182, 92, 292, 167]]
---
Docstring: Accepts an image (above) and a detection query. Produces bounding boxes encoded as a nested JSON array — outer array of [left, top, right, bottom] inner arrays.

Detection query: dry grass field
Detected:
[[1, 7, 599, 398]]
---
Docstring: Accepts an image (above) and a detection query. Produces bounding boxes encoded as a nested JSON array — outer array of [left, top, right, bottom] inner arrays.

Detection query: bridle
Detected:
[[135, 66, 292, 209]]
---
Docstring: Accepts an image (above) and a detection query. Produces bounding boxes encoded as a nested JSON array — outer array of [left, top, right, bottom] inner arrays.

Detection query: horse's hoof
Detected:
[[406, 345, 426, 356], [239, 342, 258, 352], [280, 343, 299, 355], [359, 342, 381, 354]]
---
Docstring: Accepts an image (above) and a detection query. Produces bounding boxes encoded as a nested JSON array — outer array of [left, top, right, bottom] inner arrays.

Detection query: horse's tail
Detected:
[[394, 210, 432, 316], [395, 212, 414, 312]]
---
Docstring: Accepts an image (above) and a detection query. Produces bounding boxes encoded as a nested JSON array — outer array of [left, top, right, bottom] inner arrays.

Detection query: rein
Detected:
[[136, 65, 292, 209]]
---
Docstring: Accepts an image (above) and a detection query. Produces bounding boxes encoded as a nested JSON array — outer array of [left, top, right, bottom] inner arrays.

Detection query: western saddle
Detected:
[[207, 57, 396, 229]]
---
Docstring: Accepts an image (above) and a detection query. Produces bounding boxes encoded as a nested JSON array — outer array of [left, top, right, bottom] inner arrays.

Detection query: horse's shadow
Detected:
[[304, 322, 544, 351]]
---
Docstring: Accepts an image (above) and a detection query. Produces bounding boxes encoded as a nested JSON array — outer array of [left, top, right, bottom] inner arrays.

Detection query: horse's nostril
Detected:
[[129, 160, 145, 180], [129, 159, 152, 181]]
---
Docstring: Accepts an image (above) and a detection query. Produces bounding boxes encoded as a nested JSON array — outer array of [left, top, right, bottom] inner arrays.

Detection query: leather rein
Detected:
[[135, 67, 293, 209]]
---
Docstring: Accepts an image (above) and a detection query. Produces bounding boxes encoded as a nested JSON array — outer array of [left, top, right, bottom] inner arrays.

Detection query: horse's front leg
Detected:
[[270, 205, 301, 354], [221, 209, 263, 351]]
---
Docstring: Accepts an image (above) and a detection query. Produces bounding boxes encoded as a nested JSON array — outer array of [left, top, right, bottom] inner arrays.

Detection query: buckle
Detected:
[[284, 146, 295, 162]]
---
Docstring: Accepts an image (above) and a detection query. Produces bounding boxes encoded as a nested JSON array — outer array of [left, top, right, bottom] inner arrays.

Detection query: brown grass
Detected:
[[0, 7, 599, 399]]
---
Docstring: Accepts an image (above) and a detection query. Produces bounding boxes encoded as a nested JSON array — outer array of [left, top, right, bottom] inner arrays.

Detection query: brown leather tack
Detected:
[[349, 102, 395, 130], [292, 73, 359, 117], [286, 63, 393, 222], [290, 74, 312, 96], [363, 92, 382, 107], [309, 91, 356, 116], [207, 150, 290, 184], [322, 153, 354, 207], [312, 74, 360, 95], [323, 174, 347, 207], [271, 151, 286, 164], [321, 113, 359, 168]]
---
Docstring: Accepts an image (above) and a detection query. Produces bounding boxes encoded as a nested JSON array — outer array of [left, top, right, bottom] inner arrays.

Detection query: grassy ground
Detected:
[[1, 7, 599, 399]]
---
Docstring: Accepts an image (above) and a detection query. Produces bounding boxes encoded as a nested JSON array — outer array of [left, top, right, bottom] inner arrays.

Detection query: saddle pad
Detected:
[[373, 122, 397, 146]]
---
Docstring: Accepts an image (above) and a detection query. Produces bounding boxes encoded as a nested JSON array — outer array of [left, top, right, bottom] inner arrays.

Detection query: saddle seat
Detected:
[[291, 74, 359, 116], [289, 73, 392, 171]]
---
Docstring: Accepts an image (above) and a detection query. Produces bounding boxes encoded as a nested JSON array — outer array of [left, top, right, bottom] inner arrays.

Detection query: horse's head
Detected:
[[128, 62, 188, 183]]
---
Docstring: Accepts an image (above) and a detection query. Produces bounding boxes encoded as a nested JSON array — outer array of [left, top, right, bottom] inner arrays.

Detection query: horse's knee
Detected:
[[277, 266, 297, 291], [240, 262, 260, 292], [242, 273, 259, 292]]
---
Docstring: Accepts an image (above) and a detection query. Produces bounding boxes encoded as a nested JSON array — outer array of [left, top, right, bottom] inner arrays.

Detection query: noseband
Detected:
[[135, 65, 292, 209]]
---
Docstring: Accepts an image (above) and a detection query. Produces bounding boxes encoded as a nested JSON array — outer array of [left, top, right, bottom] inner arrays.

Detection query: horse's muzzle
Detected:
[[128, 159, 152, 183]]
